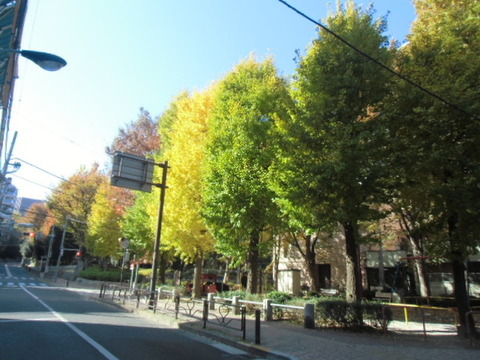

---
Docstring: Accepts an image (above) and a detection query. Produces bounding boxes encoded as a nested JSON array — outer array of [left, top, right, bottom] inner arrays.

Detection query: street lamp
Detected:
[[0, 48, 67, 165], [1, 48, 67, 71]]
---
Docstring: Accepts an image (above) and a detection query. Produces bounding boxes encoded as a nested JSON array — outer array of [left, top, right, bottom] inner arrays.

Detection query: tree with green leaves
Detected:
[[382, 0, 480, 335], [122, 191, 156, 259], [274, 1, 393, 302], [203, 56, 290, 294]]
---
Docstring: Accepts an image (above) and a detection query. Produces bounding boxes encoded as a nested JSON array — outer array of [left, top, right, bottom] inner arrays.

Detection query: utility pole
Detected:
[[54, 219, 69, 281], [44, 225, 56, 274]]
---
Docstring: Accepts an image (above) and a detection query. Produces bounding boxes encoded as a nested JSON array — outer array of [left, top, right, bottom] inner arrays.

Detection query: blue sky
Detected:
[[9, 0, 416, 200]]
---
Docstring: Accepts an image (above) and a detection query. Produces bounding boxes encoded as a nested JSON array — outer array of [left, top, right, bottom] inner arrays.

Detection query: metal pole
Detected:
[[149, 161, 168, 300], [54, 219, 69, 281], [1, 131, 17, 175], [0, 131, 17, 208], [44, 225, 55, 274], [255, 309, 261, 344]]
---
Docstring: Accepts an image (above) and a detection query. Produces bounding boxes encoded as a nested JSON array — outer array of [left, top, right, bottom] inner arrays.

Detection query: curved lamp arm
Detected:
[[1, 49, 67, 71]]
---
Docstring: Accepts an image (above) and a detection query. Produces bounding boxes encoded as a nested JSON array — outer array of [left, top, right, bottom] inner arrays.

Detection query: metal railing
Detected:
[[382, 303, 458, 340], [202, 299, 247, 341]]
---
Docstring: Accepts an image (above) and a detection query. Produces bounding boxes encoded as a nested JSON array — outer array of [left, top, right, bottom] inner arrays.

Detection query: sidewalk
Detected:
[[51, 278, 480, 360]]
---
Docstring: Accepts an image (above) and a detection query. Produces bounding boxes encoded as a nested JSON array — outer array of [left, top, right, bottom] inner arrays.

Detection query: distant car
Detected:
[[185, 273, 229, 295]]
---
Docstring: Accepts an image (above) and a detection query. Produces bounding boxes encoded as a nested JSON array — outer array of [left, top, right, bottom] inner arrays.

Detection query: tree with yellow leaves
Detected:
[[86, 179, 126, 268], [159, 87, 217, 297]]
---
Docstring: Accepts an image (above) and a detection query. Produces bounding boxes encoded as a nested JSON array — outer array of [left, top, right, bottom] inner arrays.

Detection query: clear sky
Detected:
[[8, 0, 416, 201]]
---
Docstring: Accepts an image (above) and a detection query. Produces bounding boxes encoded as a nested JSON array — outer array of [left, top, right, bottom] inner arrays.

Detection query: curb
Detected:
[[85, 290, 294, 360], [177, 322, 296, 360]]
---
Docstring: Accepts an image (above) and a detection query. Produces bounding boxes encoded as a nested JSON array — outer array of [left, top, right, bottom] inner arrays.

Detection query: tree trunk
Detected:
[[378, 242, 386, 289], [246, 232, 260, 294], [451, 257, 476, 337], [448, 213, 477, 338], [158, 251, 168, 284], [272, 236, 281, 290], [223, 258, 230, 284], [304, 235, 320, 292], [343, 222, 363, 303], [193, 255, 203, 299], [409, 237, 430, 297]]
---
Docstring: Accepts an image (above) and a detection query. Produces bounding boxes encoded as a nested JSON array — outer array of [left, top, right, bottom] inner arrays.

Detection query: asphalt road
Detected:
[[0, 262, 257, 360]]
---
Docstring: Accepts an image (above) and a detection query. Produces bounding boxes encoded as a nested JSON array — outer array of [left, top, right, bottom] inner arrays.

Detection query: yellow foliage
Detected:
[[160, 86, 217, 262]]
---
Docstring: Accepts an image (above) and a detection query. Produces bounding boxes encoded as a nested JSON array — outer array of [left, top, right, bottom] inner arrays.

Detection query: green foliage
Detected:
[[315, 300, 390, 328], [80, 266, 123, 282], [382, 0, 480, 261], [203, 56, 290, 255], [122, 191, 155, 258], [362, 302, 391, 329], [272, 0, 393, 302], [203, 56, 291, 293], [265, 290, 292, 304], [221, 289, 247, 299]]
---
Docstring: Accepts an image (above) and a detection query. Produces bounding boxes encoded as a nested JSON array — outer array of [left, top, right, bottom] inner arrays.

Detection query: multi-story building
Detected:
[[0, 177, 18, 222]]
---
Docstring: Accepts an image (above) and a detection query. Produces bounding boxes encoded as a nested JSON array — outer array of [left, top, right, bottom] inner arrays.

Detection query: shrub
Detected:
[[80, 266, 123, 282], [315, 299, 391, 329], [265, 291, 293, 304], [80, 266, 144, 283], [221, 289, 247, 299], [316, 300, 355, 327], [362, 302, 391, 329]]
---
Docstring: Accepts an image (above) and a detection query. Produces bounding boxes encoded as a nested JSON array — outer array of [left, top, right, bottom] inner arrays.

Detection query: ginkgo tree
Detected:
[[86, 179, 127, 268], [159, 88, 217, 298], [273, 1, 393, 302], [203, 56, 290, 294], [382, 0, 480, 336]]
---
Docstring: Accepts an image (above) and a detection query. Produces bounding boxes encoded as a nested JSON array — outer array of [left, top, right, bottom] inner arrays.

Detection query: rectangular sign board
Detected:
[[111, 152, 155, 192]]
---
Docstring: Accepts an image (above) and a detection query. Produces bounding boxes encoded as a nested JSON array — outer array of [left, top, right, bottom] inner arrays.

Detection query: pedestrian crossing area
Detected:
[[0, 276, 47, 288]]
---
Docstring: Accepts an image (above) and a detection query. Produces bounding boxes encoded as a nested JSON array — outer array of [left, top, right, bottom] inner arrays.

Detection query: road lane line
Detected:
[[20, 286, 119, 360]]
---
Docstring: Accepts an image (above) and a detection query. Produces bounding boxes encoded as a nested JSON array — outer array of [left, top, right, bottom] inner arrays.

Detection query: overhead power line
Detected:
[[11, 174, 54, 191], [276, 0, 479, 121], [14, 157, 67, 182]]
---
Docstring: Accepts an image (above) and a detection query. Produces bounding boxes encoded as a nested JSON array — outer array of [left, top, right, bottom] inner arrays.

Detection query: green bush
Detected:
[[315, 299, 391, 329], [80, 266, 123, 282], [221, 289, 247, 299], [316, 300, 357, 327], [362, 302, 391, 328], [265, 291, 293, 304]]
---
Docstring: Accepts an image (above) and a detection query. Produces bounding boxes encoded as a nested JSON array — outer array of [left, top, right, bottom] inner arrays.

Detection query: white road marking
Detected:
[[0, 317, 58, 323], [20, 285, 120, 360]]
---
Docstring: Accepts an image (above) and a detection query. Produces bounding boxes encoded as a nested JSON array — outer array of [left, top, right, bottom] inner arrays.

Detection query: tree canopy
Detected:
[[203, 56, 290, 293], [273, 1, 393, 301]]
